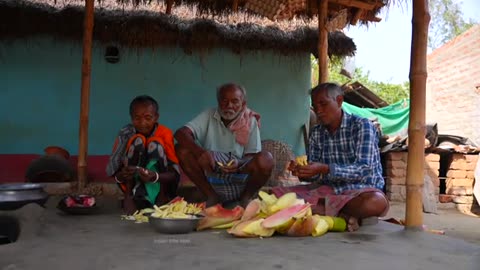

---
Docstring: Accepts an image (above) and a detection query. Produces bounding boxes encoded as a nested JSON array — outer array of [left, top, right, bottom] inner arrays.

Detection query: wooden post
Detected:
[[317, 0, 329, 83], [232, 0, 239, 12], [78, 0, 94, 191], [166, 0, 173, 14], [405, 0, 430, 228]]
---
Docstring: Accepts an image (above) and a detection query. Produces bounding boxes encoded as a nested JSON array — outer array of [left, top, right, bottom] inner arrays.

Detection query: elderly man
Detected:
[[175, 83, 273, 208], [106, 95, 179, 214], [274, 82, 389, 231]]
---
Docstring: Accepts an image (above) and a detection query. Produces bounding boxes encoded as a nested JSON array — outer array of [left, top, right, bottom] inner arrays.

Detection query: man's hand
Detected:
[[219, 159, 239, 174], [291, 162, 329, 179], [198, 150, 215, 174], [138, 168, 157, 183]]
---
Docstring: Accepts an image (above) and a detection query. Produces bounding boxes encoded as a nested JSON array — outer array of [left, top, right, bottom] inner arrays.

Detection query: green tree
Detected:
[[311, 55, 409, 104], [428, 0, 476, 50]]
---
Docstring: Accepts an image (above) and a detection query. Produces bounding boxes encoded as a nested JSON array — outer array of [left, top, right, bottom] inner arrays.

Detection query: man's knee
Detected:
[[363, 191, 389, 216], [253, 150, 274, 174]]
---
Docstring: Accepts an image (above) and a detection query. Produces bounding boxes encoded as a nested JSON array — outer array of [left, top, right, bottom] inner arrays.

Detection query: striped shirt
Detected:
[[308, 111, 384, 194]]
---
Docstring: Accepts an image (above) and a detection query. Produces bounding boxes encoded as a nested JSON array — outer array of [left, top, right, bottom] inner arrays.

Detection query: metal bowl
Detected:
[[149, 215, 203, 234], [0, 183, 49, 210]]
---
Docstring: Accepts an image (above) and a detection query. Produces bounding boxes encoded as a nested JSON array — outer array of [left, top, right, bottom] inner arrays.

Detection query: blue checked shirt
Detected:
[[308, 111, 384, 194]]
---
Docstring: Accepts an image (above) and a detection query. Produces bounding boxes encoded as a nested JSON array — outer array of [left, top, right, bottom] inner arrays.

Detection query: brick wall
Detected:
[[426, 25, 480, 145], [444, 154, 479, 215], [384, 152, 440, 202]]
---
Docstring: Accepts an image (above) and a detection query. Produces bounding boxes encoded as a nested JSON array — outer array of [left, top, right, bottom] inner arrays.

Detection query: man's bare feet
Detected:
[[339, 213, 360, 232]]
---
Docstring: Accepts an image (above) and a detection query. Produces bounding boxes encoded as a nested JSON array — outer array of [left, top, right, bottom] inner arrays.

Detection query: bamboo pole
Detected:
[[405, 0, 430, 228], [317, 0, 328, 83], [78, 0, 94, 191]]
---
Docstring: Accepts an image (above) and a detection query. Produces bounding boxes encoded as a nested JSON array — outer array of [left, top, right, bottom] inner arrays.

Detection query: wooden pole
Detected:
[[232, 0, 239, 12], [78, 0, 94, 191], [405, 0, 430, 228], [166, 0, 173, 14], [317, 0, 329, 83]]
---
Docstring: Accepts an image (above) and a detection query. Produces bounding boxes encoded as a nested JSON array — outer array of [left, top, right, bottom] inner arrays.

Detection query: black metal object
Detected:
[[0, 183, 49, 210]]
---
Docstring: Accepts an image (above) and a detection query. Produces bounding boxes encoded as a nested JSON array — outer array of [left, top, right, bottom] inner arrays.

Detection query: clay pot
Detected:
[[44, 146, 70, 160]]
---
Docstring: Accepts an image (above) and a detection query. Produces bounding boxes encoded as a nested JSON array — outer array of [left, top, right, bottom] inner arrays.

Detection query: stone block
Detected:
[[455, 203, 480, 217], [450, 161, 468, 170], [466, 171, 475, 179]]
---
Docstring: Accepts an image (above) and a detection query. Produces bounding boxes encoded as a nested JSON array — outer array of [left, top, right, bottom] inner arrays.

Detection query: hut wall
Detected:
[[0, 37, 311, 157]]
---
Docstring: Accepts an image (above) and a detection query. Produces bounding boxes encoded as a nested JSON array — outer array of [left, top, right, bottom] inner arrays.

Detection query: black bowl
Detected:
[[57, 199, 98, 215]]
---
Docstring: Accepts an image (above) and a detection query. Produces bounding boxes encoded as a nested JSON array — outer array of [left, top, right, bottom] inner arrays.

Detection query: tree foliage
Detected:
[[428, 0, 476, 50], [311, 55, 410, 105]]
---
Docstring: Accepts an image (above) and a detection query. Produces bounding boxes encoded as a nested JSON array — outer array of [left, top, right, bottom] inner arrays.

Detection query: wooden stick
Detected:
[[328, 0, 379, 10], [318, 0, 329, 83], [350, 8, 363, 25], [405, 0, 430, 229], [78, 0, 94, 191], [166, 0, 173, 14], [232, 0, 239, 12]]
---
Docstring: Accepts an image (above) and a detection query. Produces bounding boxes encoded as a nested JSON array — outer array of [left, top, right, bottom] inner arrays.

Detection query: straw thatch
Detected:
[[0, 0, 356, 57], [117, 0, 389, 23]]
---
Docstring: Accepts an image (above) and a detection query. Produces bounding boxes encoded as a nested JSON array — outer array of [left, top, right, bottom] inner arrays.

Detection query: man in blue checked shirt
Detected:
[[272, 82, 389, 232]]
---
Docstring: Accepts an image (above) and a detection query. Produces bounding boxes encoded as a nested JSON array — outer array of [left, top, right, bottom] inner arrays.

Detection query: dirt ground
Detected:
[[386, 201, 480, 245]]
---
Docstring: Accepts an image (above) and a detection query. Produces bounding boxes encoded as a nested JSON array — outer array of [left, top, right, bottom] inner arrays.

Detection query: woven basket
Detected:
[[261, 139, 300, 187]]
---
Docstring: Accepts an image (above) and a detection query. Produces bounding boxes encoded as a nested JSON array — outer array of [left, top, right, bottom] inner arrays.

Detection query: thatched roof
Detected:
[[0, 0, 356, 57], [119, 0, 389, 23]]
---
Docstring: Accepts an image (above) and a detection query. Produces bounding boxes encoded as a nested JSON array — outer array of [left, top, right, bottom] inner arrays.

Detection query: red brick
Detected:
[[446, 178, 474, 188], [453, 195, 474, 204], [386, 152, 407, 161], [425, 154, 440, 162], [425, 162, 440, 170], [449, 161, 467, 170], [446, 186, 473, 196], [465, 154, 479, 163], [386, 192, 406, 202], [386, 168, 406, 178], [386, 176, 406, 185], [385, 160, 406, 169], [446, 170, 467, 178], [386, 184, 406, 194], [439, 194, 454, 203]]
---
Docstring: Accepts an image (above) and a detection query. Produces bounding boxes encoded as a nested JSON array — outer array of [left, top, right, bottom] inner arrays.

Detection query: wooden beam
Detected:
[[328, 0, 380, 11], [318, 0, 329, 83], [350, 8, 363, 25], [405, 0, 430, 229], [78, 0, 94, 191], [232, 0, 239, 12], [166, 0, 173, 14]]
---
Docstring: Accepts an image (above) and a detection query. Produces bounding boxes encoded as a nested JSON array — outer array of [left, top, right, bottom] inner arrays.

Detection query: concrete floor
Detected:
[[0, 198, 479, 270]]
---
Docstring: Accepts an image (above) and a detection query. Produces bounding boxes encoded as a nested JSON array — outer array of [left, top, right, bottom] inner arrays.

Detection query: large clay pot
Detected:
[[44, 146, 70, 160], [0, 183, 49, 210]]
